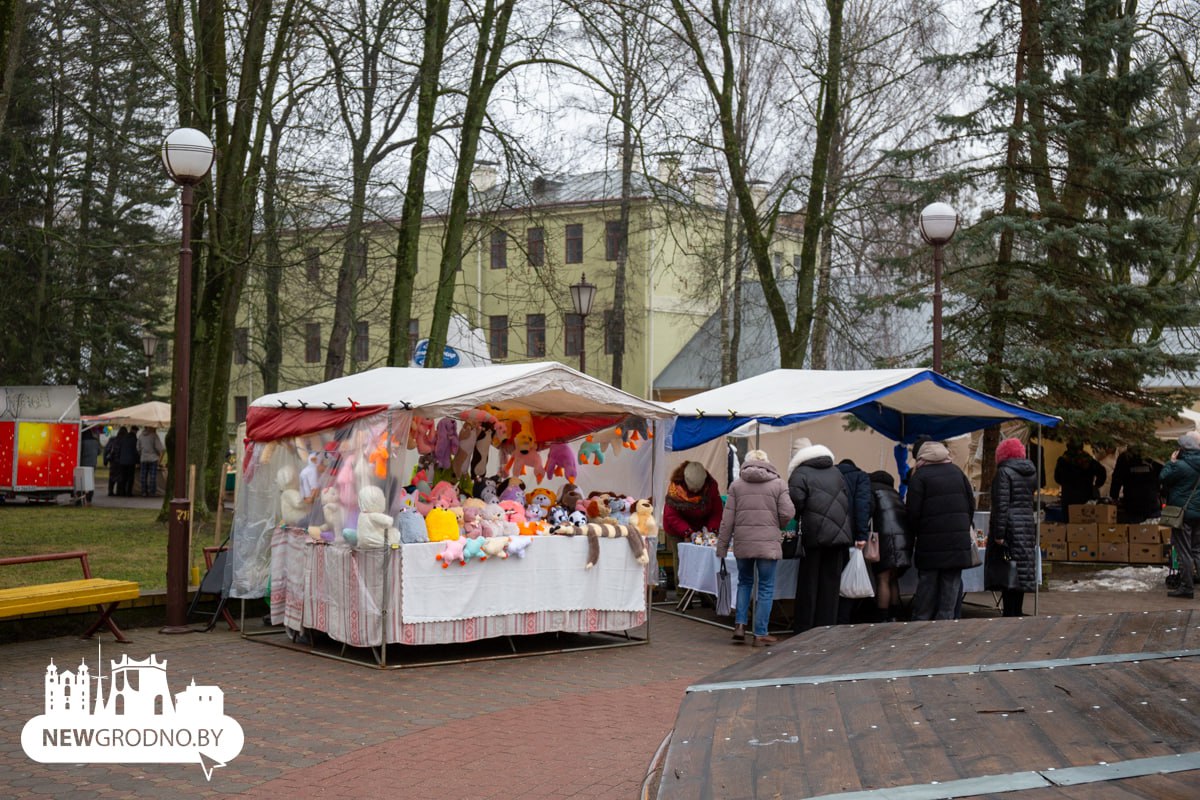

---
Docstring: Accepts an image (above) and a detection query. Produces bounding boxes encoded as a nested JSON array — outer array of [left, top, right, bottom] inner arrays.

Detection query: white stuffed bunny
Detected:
[[354, 485, 399, 548], [277, 465, 307, 527]]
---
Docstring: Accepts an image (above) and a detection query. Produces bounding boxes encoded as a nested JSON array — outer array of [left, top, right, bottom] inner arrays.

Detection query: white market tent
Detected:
[[83, 400, 171, 429], [665, 368, 1061, 451]]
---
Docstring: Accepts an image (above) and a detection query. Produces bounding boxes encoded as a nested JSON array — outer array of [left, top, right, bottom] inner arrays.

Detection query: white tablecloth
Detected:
[[676, 542, 798, 609]]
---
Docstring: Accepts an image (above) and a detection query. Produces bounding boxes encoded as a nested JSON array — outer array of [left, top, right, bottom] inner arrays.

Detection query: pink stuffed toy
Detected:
[[409, 416, 437, 455], [480, 503, 505, 538], [434, 418, 459, 470], [429, 480, 460, 510], [436, 537, 467, 568], [543, 442, 577, 484], [499, 499, 526, 524], [505, 431, 544, 482], [462, 506, 484, 539]]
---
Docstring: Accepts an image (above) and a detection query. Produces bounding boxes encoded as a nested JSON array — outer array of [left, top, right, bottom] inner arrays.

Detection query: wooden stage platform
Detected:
[[658, 610, 1200, 799]]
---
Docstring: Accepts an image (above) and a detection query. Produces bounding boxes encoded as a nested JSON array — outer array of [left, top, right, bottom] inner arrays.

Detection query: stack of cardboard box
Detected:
[[1039, 504, 1170, 564]]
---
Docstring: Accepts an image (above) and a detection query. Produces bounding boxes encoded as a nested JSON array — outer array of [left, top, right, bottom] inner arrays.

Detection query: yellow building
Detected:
[[227, 165, 803, 430]]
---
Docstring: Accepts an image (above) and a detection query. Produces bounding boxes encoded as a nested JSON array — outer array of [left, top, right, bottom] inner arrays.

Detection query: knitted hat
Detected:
[[683, 461, 708, 492], [745, 449, 770, 463], [995, 438, 1026, 463]]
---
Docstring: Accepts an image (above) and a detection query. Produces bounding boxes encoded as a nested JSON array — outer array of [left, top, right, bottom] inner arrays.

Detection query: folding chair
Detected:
[[187, 542, 238, 632]]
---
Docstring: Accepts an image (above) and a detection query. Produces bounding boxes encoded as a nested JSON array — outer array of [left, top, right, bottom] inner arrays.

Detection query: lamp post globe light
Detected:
[[141, 332, 159, 401], [569, 273, 597, 373], [161, 127, 214, 633], [918, 202, 959, 373]]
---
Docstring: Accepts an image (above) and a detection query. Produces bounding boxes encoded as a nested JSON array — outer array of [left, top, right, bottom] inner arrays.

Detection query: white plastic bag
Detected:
[[839, 547, 875, 599]]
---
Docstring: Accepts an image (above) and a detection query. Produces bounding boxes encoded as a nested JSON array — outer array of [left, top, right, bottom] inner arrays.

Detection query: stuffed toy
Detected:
[[547, 506, 569, 527], [425, 506, 461, 542], [472, 422, 494, 479], [543, 442, 577, 483], [593, 427, 625, 457], [368, 431, 390, 479], [609, 496, 632, 526], [526, 486, 556, 511], [490, 420, 515, 470], [429, 480, 461, 510], [505, 536, 531, 558], [462, 536, 487, 564], [409, 416, 437, 455], [558, 483, 584, 515], [525, 503, 547, 524], [452, 420, 478, 477], [277, 466, 308, 528], [481, 536, 509, 559], [577, 435, 604, 466], [633, 498, 659, 539], [397, 505, 428, 544], [499, 499, 526, 524], [499, 476, 526, 504], [459, 407, 498, 426], [474, 475, 500, 503], [434, 418, 460, 470], [505, 431, 545, 483], [462, 506, 484, 539], [568, 509, 588, 527], [480, 503, 506, 538], [320, 486, 344, 538], [355, 485, 400, 548], [436, 537, 467, 568], [615, 416, 652, 450], [585, 494, 615, 525]]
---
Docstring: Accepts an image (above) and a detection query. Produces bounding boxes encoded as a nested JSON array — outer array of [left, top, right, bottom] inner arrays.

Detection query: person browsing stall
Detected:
[[788, 440, 854, 633], [1159, 431, 1200, 600], [906, 436, 975, 621], [869, 471, 912, 622], [987, 438, 1039, 617], [716, 450, 795, 647]]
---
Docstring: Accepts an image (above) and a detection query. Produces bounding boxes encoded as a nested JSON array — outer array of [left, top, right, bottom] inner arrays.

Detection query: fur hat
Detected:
[[745, 449, 770, 463], [1180, 431, 1200, 451], [683, 461, 708, 492], [790, 437, 812, 458], [995, 438, 1027, 463]]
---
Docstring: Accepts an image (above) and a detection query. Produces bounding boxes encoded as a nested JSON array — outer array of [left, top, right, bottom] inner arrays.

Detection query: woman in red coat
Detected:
[[663, 461, 724, 584]]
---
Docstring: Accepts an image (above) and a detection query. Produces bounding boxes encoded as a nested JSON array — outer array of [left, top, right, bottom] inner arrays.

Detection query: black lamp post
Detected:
[[918, 202, 959, 373], [141, 332, 159, 401], [160, 127, 214, 633], [569, 272, 596, 373]]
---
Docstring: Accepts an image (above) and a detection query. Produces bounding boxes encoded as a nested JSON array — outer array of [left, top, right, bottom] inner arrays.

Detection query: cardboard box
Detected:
[[1097, 541, 1128, 562], [1097, 524, 1128, 544], [1042, 541, 1069, 561], [1159, 526, 1175, 544], [1068, 504, 1093, 524], [1066, 523, 1098, 545], [1128, 524, 1164, 544], [1069, 504, 1118, 524], [1129, 543, 1168, 564], [1040, 523, 1067, 544], [1068, 543, 1099, 562]]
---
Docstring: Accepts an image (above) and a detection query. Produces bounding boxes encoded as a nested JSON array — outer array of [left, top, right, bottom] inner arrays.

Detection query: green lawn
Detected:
[[0, 504, 232, 590]]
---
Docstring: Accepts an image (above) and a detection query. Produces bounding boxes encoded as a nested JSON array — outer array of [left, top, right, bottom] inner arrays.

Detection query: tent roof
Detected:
[[665, 368, 1060, 450], [248, 362, 672, 441], [82, 400, 171, 429]]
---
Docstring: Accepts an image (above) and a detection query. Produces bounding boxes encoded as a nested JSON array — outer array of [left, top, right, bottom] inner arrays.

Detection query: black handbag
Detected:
[[781, 531, 802, 559], [984, 545, 1020, 592]]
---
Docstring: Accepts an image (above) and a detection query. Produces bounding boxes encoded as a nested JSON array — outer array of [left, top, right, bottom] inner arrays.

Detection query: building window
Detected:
[[605, 220, 623, 261], [234, 395, 248, 425], [604, 309, 618, 355], [489, 315, 508, 359], [527, 227, 544, 267], [305, 323, 321, 363], [354, 320, 369, 363], [773, 251, 782, 276], [490, 230, 507, 269], [565, 223, 583, 264], [357, 237, 369, 280], [564, 313, 583, 357], [234, 327, 248, 365], [793, 253, 801, 276], [526, 314, 546, 358], [306, 247, 320, 282], [408, 318, 420, 361]]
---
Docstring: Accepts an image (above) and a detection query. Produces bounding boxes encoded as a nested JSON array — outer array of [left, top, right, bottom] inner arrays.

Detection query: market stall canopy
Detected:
[[247, 361, 674, 443], [666, 368, 1060, 450], [82, 400, 171, 429]]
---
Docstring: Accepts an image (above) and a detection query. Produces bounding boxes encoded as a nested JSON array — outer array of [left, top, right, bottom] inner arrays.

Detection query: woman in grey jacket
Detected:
[[717, 450, 796, 647]]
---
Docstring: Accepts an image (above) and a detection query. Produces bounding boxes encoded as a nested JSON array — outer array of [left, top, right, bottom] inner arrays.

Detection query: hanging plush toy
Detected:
[[434, 418, 460, 470], [368, 431, 390, 479], [577, 435, 604, 466], [615, 416, 652, 450], [452, 420, 478, 477], [544, 442, 577, 483], [504, 431, 544, 483], [409, 416, 437, 455]]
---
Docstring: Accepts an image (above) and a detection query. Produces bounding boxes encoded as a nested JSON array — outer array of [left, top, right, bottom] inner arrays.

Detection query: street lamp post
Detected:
[[160, 127, 214, 633], [141, 332, 159, 401], [918, 202, 959, 373], [569, 273, 596, 373]]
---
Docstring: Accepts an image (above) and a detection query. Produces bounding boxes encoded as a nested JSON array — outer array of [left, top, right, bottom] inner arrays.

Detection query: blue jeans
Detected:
[[735, 557, 777, 636]]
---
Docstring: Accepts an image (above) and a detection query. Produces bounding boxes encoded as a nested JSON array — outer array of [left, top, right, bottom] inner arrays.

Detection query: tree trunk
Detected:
[[610, 66, 634, 388]]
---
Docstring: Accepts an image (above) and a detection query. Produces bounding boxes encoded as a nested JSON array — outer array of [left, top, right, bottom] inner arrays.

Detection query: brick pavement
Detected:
[[1, 577, 1195, 799]]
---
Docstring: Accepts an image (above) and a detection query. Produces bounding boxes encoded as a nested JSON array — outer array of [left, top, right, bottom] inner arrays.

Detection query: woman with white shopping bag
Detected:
[[716, 450, 795, 647]]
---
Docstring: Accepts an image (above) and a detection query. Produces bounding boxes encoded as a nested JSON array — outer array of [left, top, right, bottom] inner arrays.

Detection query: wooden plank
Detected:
[[0, 579, 139, 616]]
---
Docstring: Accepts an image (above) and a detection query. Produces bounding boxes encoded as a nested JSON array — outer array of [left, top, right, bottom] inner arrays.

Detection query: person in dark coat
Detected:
[[717, 450, 795, 647], [870, 471, 911, 622], [1110, 447, 1163, 524], [987, 438, 1039, 617], [835, 459, 873, 623], [104, 428, 123, 496], [788, 441, 854, 633], [116, 427, 140, 497], [906, 438, 976, 620], [1159, 431, 1200, 599], [79, 427, 101, 504], [1054, 441, 1106, 511]]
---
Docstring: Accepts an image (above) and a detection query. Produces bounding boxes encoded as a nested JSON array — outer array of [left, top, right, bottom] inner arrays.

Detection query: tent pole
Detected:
[[1035, 423, 1042, 616], [755, 421, 760, 450], [647, 419, 657, 644]]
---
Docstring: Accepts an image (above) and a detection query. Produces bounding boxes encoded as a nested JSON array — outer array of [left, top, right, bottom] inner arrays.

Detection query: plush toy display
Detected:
[[474, 475, 500, 503], [505, 536, 531, 558], [558, 483, 584, 515], [480, 503, 506, 538], [585, 494, 615, 524], [277, 466, 308, 527], [505, 431, 545, 483], [320, 486, 344, 539], [409, 416, 437, 455], [481, 536, 510, 559], [462, 536, 487, 564], [498, 499, 526, 524], [436, 538, 467, 568], [462, 506, 484, 539], [452, 420, 478, 477], [615, 416, 652, 450], [547, 506, 569, 527], [429, 480, 460, 510], [498, 477, 526, 504], [543, 442, 577, 483], [425, 506, 461, 542], [526, 487, 556, 511], [633, 498, 659, 539], [434, 418, 460, 470], [397, 505, 429, 543], [355, 485, 400, 548], [577, 435, 604, 466], [609, 496, 631, 526]]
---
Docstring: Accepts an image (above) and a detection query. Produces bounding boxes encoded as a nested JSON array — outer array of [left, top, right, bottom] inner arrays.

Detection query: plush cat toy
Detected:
[[505, 431, 544, 483], [436, 538, 467, 568], [543, 442, 577, 483], [395, 489, 428, 544], [433, 418, 460, 470], [355, 485, 400, 548], [577, 435, 604, 466], [547, 505, 570, 530], [277, 465, 308, 528], [609, 496, 632, 526]]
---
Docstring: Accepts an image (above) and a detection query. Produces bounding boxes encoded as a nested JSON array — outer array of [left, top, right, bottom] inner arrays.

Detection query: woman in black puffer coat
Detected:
[[869, 471, 911, 621], [906, 439, 976, 620], [988, 437, 1039, 616]]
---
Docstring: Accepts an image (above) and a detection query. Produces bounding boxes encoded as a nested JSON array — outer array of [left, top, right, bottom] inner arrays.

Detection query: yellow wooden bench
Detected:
[[0, 552, 139, 643]]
